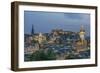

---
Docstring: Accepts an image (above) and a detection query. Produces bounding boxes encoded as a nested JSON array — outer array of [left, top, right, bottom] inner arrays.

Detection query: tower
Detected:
[[31, 24, 34, 35], [38, 33, 43, 44], [79, 25, 85, 45], [37, 33, 46, 44]]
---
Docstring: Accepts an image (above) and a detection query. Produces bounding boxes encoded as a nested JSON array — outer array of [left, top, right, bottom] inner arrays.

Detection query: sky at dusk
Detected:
[[24, 11, 90, 36]]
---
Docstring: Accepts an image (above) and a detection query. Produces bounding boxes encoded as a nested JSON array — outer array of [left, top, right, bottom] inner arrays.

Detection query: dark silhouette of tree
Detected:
[[30, 49, 56, 61]]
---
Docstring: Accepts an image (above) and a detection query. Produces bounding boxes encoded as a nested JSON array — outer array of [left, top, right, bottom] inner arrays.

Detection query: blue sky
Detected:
[[24, 11, 90, 36]]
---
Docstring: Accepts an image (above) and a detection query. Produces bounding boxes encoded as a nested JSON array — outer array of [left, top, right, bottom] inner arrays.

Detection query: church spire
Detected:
[[80, 25, 85, 32], [31, 24, 34, 35]]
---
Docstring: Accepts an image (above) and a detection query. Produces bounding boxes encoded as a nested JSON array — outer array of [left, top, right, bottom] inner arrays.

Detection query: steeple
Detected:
[[79, 25, 85, 45], [80, 25, 85, 32], [31, 24, 34, 35]]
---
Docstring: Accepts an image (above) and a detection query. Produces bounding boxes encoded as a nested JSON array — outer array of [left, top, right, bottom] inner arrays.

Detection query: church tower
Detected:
[[79, 25, 85, 45], [38, 33, 43, 44], [31, 24, 34, 35]]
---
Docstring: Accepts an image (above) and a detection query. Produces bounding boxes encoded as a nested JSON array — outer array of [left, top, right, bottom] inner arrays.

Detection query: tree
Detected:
[[45, 49, 56, 60], [29, 49, 56, 61]]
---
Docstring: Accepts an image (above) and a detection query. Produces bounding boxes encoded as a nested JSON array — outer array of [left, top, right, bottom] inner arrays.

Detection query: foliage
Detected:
[[29, 49, 56, 61]]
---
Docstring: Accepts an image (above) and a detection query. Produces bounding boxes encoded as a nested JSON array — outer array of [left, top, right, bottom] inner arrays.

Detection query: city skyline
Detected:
[[24, 11, 90, 36]]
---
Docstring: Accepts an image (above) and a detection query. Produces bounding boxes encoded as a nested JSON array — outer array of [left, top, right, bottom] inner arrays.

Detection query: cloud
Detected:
[[24, 11, 90, 36]]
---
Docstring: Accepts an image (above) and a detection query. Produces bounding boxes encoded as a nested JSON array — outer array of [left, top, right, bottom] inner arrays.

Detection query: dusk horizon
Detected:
[[24, 11, 90, 36]]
